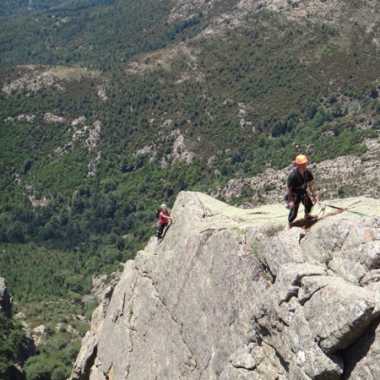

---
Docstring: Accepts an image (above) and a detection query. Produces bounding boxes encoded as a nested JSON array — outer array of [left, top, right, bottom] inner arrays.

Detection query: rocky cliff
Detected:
[[71, 192, 380, 380]]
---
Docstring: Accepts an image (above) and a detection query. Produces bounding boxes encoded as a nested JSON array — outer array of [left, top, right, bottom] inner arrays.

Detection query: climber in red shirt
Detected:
[[156, 203, 173, 239]]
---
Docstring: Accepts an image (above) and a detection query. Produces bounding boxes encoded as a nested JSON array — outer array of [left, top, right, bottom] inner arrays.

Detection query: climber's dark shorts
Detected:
[[157, 223, 168, 239], [286, 192, 313, 223]]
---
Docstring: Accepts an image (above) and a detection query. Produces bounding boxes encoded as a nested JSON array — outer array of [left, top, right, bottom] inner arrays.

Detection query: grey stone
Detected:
[[221, 343, 288, 380], [71, 192, 271, 380], [70, 192, 380, 380], [344, 321, 380, 380], [230, 346, 256, 370], [248, 228, 306, 277], [363, 268, 380, 283], [273, 263, 327, 306], [300, 218, 380, 283], [260, 297, 343, 380], [302, 276, 379, 353]]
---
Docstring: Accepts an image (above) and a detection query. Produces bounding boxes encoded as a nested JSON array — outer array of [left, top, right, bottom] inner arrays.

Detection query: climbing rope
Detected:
[[317, 200, 372, 218]]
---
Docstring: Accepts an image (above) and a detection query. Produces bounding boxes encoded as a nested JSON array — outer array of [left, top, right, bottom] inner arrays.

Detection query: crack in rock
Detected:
[[298, 284, 328, 306], [135, 266, 198, 372]]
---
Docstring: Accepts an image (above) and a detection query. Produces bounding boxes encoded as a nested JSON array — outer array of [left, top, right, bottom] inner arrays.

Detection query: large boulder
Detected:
[[300, 217, 380, 284], [71, 192, 270, 380], [70, 192, 380, 380], [301, 276, 379, 353]]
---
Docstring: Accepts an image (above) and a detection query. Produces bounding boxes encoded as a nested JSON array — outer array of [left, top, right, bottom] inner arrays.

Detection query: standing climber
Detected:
[[286, 154, 319, 225], [156, 203, 173, 239]]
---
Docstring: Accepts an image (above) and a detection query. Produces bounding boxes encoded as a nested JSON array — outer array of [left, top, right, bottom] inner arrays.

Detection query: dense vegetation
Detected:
[[0, 312, 29, 380], [0, 0, 379, 378], [0, 0, 204, 68]]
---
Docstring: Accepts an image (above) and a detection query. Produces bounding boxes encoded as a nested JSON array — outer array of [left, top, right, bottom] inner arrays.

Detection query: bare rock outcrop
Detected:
[[2, 65, 102, 96], [71, 192, 380, 380], [219, 139, 380, 204]]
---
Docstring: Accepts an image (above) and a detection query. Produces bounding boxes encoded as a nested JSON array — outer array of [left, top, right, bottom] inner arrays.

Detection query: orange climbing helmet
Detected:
[[294, 154, 309, 166]]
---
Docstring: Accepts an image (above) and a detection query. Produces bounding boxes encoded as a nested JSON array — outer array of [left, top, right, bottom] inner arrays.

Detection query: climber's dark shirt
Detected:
[[287, 168, 314, 194]]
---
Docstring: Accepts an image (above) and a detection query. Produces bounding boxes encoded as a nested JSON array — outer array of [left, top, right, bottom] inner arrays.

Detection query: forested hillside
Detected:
[[0, 0, 379, 378]]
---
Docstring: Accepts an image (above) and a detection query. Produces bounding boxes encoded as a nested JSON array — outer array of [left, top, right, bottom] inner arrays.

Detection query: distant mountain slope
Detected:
[[0, 0, 113, 16], [0, 0, 183, 68], [2, 0, 379, 68], [0, 0, 27, 16]]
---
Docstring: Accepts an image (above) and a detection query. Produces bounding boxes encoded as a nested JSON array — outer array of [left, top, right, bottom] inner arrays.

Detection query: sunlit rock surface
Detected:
[[71, 192, 380, 380]]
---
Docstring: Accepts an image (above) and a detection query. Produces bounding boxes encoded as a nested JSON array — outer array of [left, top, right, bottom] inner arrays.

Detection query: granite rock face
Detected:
[[71, 192, 380, 380]]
